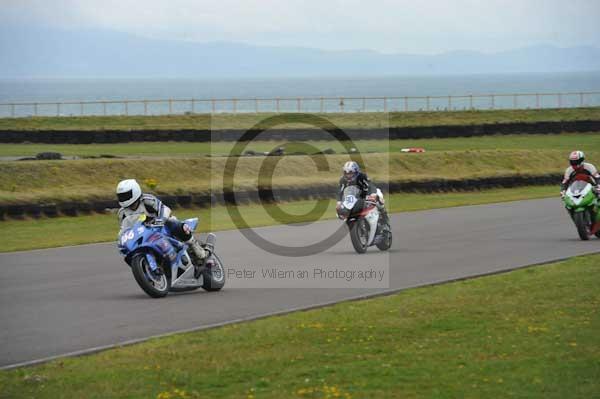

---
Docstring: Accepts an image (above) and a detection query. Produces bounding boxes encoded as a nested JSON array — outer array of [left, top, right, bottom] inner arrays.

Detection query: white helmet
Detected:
[[116, 179, 142, 208], [569, 150, 585, 168]]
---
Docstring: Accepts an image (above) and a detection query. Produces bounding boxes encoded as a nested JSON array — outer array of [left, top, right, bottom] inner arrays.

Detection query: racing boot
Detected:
[[374, 189, 389, 225], [186, 236, 207, 267], [378, 204, 390, 225]]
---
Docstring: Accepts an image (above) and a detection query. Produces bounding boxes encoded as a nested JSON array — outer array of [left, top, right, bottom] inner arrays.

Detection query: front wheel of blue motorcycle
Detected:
[[202, 253, 226, 292], [131, 254, 170, 298]]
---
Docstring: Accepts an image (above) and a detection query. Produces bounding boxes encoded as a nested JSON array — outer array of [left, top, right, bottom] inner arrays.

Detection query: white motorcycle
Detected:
[[336, 186, 392, 253]]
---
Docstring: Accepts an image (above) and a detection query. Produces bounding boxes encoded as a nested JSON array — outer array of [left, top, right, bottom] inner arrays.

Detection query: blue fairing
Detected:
[[145, 253, 159, 271], [118, 222, 185, 273]]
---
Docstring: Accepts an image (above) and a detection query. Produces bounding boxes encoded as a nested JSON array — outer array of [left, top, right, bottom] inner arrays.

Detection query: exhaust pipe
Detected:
[[205, 233, 216, 249]]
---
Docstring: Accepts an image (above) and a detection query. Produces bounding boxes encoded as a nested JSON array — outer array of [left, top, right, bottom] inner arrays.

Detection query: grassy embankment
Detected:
[[0, 150, 586, 205], [2, 109, 598, 250], [1, 107, 598, 131], [0, 186, 557, 253], [1, 253, 598, 398]]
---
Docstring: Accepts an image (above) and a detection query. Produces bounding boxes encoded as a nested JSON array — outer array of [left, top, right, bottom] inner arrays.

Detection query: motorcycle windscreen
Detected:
[[118, 213, 146, 236], [568, 180, 589, 195], [182, 217, 199, 232], [342, 186, 361, 211]]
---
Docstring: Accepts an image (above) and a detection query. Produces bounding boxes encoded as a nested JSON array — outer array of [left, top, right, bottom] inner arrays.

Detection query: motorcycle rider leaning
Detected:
[[116, 179, 207, 264], [336, 161, 389, 223], [560, 151, 600, 198]]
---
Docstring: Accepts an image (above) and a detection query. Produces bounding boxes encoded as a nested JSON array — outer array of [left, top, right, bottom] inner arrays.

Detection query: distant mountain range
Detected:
[[1, 26, 599, 78]]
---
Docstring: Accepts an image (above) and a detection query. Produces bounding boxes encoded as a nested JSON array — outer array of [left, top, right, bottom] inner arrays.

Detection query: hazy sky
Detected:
[[2, 0, 600, 54]]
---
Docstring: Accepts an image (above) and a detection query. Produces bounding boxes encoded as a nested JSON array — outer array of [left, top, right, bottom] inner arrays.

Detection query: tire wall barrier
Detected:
[[1, 120, 599, 143], [0, 173, 561, 220]]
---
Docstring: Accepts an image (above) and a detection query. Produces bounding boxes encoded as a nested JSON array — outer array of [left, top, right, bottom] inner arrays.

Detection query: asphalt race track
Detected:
[[1, 198, 599, 368]]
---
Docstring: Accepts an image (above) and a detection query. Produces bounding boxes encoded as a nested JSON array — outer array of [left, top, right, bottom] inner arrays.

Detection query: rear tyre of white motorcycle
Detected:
[[350, 219, 369, 254], [573, 211, 591, 241], [131, 254, 170, 298], [376, 228, 392, 251], [202, 253, 226, 292]]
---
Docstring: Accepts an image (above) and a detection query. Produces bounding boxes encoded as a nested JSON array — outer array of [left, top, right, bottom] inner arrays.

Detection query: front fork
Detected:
[[567, 206, 600, 231]]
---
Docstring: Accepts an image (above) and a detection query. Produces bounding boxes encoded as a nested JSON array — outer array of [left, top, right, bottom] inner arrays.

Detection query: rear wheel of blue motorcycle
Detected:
[[202, 254, 226, 292], [131, 254, 170, 298]]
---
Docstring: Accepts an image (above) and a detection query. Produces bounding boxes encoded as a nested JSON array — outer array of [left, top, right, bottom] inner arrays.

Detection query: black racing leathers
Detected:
[[338, 172, 376, 202], [338, 172, 389, 224]]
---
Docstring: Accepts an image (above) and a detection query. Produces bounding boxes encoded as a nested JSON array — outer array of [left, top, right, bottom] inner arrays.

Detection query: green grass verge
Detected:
[[1, 132, 599, 158], [0, 150, 581, 205], [1, 251, 598, 398], [0, 186, 557, 253], [1, 107, 598, 131]]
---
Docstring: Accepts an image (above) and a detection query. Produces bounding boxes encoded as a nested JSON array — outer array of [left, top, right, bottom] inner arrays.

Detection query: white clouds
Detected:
[[2, 0, 599, 53]]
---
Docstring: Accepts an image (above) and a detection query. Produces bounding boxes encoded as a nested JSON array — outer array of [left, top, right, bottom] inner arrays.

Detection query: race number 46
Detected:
[[120, 230, 135, 245]]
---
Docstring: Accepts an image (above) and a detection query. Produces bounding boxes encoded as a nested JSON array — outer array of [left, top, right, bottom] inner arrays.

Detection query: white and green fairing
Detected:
[[564, 181, 600, 221]]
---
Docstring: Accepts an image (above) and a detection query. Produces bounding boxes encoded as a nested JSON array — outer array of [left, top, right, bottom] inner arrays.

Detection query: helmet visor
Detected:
[[570, 159, 583, 167], [117, 190, 133, 203]]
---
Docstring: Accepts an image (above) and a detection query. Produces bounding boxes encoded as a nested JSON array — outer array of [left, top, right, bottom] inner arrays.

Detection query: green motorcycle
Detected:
[[563, 180, 600, 240]]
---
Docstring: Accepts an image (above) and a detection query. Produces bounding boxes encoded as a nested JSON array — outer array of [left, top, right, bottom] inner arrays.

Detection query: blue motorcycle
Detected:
[[118, 214, 225, 298]]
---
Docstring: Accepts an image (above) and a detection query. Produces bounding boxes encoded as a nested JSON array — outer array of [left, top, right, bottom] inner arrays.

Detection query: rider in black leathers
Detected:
[[336, 161, 389, 224]]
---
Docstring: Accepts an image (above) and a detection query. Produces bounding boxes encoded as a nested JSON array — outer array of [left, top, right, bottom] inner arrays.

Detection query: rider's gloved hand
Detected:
[[560, 190, 566, 198], [336, 202, 346, 220], [151, 217, 165, 225]]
